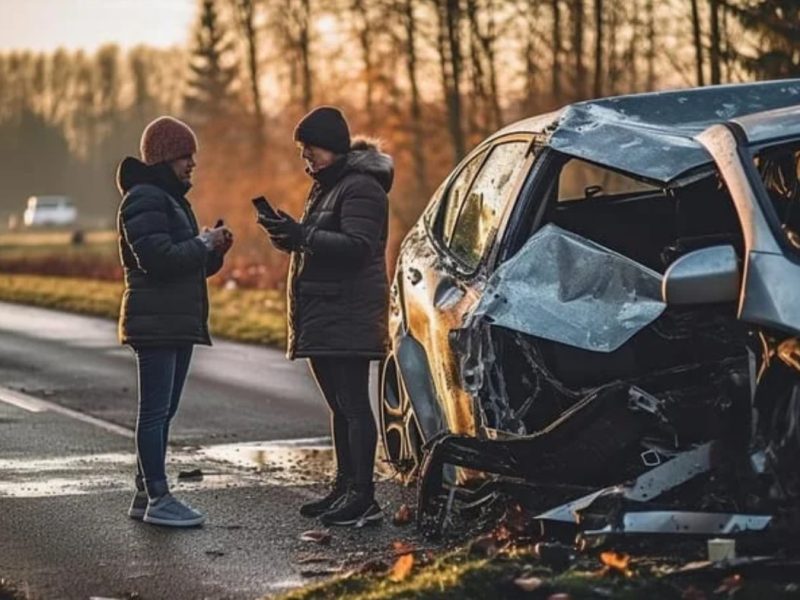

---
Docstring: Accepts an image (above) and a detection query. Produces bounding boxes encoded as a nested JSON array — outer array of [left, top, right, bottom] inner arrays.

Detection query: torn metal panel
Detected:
[[472, 224, 666, 353], [581, 511, 772, 537], [536, 443, 715, 524], [547, 80, 800, 183]]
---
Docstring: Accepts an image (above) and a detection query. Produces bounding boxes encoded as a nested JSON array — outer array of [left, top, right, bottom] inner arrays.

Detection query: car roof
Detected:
[[492, 80, 800, 183], [733, 104, 800, 145]]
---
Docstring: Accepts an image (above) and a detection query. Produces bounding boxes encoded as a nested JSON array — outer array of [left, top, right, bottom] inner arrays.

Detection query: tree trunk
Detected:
[[593, 0, 602, 98], [572, 0, 585, 99], [646, 0, 655, 89], [298, 0, 313, 111], [628, 0, 639, 91], [709, 0, 721, 84], [231, 0, 264, 145], [691, 0, 705, 86], [436, 0, 465, 162], [552, 0, 562, 102], [352, 0, 374, 126], [402, 0, 427, 197], [607, 0, 619, 94]]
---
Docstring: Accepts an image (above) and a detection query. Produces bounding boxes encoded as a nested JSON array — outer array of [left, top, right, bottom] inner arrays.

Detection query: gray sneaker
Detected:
[[128, 490, 148, 520], [143, 493, 205, 527]]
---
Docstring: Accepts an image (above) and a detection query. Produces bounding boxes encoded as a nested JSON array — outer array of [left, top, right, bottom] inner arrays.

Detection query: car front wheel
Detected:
[[379, 356, 423, 481]]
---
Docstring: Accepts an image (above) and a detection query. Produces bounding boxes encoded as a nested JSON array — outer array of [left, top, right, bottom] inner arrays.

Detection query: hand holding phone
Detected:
[[252, 196, 280, 221]]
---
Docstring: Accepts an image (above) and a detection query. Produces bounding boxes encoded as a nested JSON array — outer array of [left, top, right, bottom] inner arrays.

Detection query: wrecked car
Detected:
[[379, 80, 800, 538]]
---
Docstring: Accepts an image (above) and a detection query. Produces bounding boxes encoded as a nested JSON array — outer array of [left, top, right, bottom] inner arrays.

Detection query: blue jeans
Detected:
[[133, 345, 193, 498]]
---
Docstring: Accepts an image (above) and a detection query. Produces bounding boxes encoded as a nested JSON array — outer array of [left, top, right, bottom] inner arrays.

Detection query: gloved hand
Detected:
[[258, 210, 306, 251], [198, 226, 231, 252]]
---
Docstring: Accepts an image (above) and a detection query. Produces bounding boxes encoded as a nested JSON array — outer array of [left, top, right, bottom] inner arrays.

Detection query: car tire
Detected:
[[379, 355, 423, 481]]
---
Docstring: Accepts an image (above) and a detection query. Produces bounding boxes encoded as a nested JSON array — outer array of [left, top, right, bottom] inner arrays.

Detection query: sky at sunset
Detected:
[[0, 0, 196, 52]]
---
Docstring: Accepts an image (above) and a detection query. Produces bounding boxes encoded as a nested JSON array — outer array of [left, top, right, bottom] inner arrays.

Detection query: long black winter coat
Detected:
[[115, 157, 223, 346], [284, 141, 393, 359]]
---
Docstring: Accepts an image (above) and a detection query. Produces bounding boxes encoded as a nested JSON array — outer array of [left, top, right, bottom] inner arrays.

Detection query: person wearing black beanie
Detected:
[[258, 106, 394, 527]]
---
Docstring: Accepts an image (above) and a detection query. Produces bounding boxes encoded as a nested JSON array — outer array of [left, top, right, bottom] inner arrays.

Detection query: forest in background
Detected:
[[0, 0, 798, 288]]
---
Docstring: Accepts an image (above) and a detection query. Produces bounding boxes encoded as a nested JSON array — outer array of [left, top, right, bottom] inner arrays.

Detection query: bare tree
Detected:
[[434, 0, 465, 162], [690, 0, 705, 86], [593, 0, 603, 98], [552, 0, 562, 101], [272, 0, 313, 111], [399, 0, 427, 197], [230, 0, 266, 142], [709, 0, 722, 84], [351, 0, 376, 126], [571, 0, 585, 99], [645, 0, 655, 89]]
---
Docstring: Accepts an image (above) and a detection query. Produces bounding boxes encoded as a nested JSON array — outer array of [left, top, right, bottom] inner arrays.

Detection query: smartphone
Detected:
[[251, 196, 279, 220]]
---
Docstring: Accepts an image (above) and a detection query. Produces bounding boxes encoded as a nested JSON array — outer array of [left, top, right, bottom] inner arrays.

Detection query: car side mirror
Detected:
[[662, 245, 741, 305]]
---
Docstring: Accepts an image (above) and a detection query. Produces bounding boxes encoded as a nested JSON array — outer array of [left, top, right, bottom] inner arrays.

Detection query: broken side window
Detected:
[[448, 141, 530, 270], [558, 158, 659, 202], [438, 149, 488, 246], [753, 141, 800, 250]]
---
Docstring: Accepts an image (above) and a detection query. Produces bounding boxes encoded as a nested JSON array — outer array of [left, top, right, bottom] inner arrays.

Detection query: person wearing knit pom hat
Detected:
[[257, 105, 394, 527], [115, 115, 233, 528]]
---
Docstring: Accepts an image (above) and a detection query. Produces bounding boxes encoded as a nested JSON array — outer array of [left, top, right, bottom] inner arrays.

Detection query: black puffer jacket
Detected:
[[115, 157, 223, 346], [284, 140, 393, 359]]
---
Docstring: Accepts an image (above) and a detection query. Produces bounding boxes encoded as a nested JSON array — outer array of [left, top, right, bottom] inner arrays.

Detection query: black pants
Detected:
[[308, 357, 377, 492]]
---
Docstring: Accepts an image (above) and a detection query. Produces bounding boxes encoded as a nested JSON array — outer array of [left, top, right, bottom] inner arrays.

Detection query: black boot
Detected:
[[300, 473, 351, 518], [319, 485, 382, 527]]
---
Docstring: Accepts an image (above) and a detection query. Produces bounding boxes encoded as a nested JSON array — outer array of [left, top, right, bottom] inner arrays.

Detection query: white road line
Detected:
[[0, 385, 134, 439]]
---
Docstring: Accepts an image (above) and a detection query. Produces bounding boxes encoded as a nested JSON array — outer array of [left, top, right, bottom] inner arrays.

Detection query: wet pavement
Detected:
[[0, 303, 421, 599]]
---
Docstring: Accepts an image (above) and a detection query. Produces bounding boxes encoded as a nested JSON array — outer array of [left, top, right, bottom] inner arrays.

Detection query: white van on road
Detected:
[[23, 195, 77, 227]]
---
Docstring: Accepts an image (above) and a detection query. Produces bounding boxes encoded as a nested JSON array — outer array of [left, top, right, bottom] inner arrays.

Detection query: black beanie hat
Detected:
[[293, 106, 351, 155]]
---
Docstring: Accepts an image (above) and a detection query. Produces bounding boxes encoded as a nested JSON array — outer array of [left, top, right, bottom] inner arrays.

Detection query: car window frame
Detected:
[[744, 134, 800, 264], [427, 146, 491, 246], [428, 134, 537, 278], [496, 148, 676, 266]]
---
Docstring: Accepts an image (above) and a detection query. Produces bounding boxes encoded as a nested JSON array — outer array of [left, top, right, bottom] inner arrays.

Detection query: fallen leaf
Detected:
[[299, 529, 331, 545], [714, 574, 743, 595], [204, 550, 225, 558], [392, 503, 414, 526], [389, 553, 414, 582], [514, 575, 543, 592], [600, 551, 633, 577], [392, 540, 416, 556]]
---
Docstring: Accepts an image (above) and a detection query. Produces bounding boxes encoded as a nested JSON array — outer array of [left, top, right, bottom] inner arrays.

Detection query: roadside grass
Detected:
[[0, 274, 287, 347], [279, 546, 800, 600], [0, 230, 120, 280]]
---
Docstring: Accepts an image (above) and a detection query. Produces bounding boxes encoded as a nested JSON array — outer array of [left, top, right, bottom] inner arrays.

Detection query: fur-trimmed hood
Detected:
[[346, 138, 394, 193], [115, 156, 190, 199], [115, 156, 152, 196]]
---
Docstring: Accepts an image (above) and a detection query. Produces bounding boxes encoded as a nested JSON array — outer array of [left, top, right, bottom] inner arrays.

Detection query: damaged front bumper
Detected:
[[417, 225, 793, 542]]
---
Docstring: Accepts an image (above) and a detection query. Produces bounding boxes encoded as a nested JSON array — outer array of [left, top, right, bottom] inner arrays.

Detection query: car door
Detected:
[[398, 135, 536, 436]]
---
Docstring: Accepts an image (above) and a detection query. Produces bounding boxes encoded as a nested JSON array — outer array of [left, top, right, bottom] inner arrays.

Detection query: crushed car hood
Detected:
[[471, 224, 666, 353], [546, 80, 800, 183]]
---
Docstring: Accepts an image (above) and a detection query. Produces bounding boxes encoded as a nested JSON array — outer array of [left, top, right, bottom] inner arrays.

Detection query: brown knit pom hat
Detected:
[[140, 116, 198, 166]]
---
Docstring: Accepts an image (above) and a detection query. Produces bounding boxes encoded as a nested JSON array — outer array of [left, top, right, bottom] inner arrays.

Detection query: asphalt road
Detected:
[[0, 302, 419, 600]]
